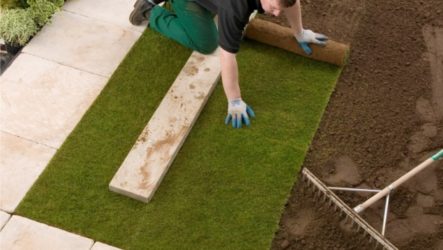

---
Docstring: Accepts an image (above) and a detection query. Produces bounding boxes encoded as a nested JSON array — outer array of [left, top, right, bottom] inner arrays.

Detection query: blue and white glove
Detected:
[[225, 98, 255, 128], [294, 29, 328, 55]]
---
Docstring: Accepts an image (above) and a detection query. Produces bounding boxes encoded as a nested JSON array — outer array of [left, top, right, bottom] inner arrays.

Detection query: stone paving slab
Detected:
[[0, 216, 93, 250], [0, 132, 56, 213], [110, 49, 221, 202], [63, 0, 145, 33], [23, 11, 140, 77], [0, 53, 107, 149], [0, 211, 11, 230], [91, 242, 122, 250]]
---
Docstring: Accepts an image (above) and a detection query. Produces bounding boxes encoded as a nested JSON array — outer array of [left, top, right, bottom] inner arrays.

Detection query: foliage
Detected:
[[0, 0, 62, 48], [0, 8, 38, 46], [0, 0, 28, 10], [28, 0, 59, 27], [49, 0, 64, 7]]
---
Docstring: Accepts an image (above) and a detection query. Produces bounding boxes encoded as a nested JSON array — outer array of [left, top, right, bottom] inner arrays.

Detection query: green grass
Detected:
[[16, 30, 341, 249]]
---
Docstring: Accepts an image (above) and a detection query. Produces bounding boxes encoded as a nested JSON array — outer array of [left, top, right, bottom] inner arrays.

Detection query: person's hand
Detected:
[[225, 98, 255, 128], [294, 29, 328, 55]]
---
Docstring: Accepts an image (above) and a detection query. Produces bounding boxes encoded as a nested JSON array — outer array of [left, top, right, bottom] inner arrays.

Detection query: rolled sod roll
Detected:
[[245, 18, 349, 66]]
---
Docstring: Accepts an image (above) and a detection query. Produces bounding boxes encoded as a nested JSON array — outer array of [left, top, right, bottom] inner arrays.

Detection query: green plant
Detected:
[[28, 0, 59, 27], [0, 0, 28, 10], [49, 0, 63, 8], [0, 8, 38, 46], [21, 0, 64, 8]]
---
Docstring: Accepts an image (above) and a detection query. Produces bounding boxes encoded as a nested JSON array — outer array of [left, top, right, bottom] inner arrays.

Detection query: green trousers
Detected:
[[149, 0, 218, 54]]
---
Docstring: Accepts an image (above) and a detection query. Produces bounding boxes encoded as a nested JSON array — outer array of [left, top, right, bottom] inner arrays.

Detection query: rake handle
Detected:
[[354, 149, 442, 213]]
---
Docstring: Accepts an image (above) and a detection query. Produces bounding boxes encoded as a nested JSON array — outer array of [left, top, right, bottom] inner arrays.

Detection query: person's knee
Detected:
[[194, 36, 218, 55]]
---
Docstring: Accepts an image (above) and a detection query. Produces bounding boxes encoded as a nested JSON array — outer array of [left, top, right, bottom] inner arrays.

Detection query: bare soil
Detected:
[[266, 0, 443, 249]]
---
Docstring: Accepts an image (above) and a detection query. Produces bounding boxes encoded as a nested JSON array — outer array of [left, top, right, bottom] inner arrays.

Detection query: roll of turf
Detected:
[[245, 18, 349, 66]]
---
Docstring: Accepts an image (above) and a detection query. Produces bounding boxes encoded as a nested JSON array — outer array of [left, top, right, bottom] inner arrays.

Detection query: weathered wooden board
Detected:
[[109, 49, 220, 202]]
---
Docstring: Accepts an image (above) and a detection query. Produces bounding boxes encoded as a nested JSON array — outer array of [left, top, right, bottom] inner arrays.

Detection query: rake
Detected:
[[301, 149, 443, 250]]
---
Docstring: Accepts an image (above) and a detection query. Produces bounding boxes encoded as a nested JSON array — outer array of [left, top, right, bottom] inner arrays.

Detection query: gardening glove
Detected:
[[225, 98, 255, 129], [294, 29, 328, 55]]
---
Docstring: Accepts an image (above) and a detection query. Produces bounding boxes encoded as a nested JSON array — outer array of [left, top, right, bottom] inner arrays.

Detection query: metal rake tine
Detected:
[[313, 189, 318, 198], [365, 232, 374, 245], [351, 220, 357, 229], [322, 192, 327, 203], [373, 241, 380, 250], [309, 184, 315, 193], [314, 190, 321, 202], [372, 239, 377, 249], [307, 185, 315, 194], [302, 176, 311, 187], [375, 239, 382, 249], [346, 215, 353, 225], [334, 204, 342, 216], [318, 194, 326, 208], [307, 184, 313, 194], [344, 214, 349, 224], [321, 192, 328, 204], [340, 211, 347, 221], [362, 231, 371, 244], [311, 194, 317, 203]]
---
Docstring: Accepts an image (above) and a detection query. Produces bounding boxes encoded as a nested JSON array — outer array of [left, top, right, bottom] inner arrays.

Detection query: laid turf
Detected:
[[17, 30, 341, 249]]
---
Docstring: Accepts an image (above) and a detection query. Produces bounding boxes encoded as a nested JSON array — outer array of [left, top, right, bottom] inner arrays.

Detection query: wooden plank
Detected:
[[109, 49, 221, 202]]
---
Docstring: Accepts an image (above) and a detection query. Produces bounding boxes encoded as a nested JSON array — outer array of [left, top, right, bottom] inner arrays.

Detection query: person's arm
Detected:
[[283, 0, 303, 37], [284, 0, 328, 55], [220, 48, 241, 100], [220, 47, 255, 128]]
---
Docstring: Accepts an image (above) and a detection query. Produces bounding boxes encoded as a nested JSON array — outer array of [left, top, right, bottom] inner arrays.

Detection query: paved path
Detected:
[[0, 0, 145, 248], [0, 215, 120, 250]]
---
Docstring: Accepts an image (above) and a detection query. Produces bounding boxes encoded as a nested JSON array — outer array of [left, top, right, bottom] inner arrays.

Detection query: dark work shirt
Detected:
[[195, 0, 264, 53]]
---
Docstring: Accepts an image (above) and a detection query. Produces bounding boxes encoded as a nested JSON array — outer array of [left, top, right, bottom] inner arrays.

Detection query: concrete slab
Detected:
[[0, 132, 56, 213], [63, 0, 145, 33], [0, 216, 93, 250], [23, 11, 140, 77], [0, 53, 107, 149], [91, 242, 122, 250], [110, 49, 221, 202], [0, 211, 11, 231]]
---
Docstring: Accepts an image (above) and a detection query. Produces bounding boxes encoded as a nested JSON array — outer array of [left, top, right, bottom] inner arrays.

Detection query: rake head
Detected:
[[301, 168, 398, 250]]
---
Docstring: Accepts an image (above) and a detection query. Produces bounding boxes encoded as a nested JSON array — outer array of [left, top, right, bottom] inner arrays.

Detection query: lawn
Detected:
[[17, 30, 341, 249]]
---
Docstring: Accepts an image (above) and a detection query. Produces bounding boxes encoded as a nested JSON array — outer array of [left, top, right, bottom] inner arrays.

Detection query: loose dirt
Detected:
[[264, 0, 443, 249]]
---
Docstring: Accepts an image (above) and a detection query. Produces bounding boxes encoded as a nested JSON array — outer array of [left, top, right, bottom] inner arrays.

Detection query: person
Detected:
[[129, 0, 328, 128]]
